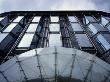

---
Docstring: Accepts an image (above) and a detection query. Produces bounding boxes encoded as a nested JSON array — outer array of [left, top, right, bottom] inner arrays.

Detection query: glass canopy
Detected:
[[0, 47, 110, 82]]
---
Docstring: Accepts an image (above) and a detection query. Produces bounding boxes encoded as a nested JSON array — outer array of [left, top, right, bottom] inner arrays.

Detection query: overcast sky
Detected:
[[0, 0, 110, 13]]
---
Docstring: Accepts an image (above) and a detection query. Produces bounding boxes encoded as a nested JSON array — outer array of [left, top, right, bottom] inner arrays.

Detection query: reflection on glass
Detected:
[[102, 17, 109, 26], [88, 24, 98, 34], [51, 16, 59, 22], [32, 16, 41, 22], [0, 17, 5, 21], [18, 34, 34, 48], [85, 16, 97, 23], [49, 34, 61, 46], [50, 24, 59, 31], [3, 23, 18, 32], [102, 34, 110, 43], [68, 16, 77, 22], [26, 23, 38, 32], [90, 23, 106, 32], [105, 17, 110, 21], [0, 33, 8, 43], [107, 25, 110, 31], [71, 23, 83, 31], [76, 34, 92, 47], [13, 16, 24, 22], [97, 34, 110, 50]]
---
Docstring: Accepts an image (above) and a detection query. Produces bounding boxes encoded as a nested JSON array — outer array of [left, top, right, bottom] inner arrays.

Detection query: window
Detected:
[[68, 16, 77, 22], [76, 34, 92, 47], [13, 16, 24, 22], [0, 17, 5, 21], [26, 23, 38, 32], [88, 24, 98, 34], [51, 16, 59, 22], [32, 16, 41, 22], [3, 23, 18, 32], [97, 34, 110, 50], [71, 23, 83, 31], [49, 34, 61, 47], [101, 17, 109, 26], [101, 34, 110, 44], [85, 16, 97, 24], [105, 17, 110, 21], [18, 34, 34, 48], [0, 33, 8, 43], [49, 23, 60, 31], [107, 25, 110, 31]]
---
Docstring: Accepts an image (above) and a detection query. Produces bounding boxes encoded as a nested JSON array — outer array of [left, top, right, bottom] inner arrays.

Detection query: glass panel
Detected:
[[68, 16, 77, 22], [76, 34, 92, 47], [18, 34, 34, 47], [107, 25, 110, 31], [85, 16, 97, 23], [102, 34, 110, 44], [92, 23, 106, 31], [49, 23, 60, 31], [3, 23, 18, 32], [97, 34, 110, 50], [71, 23, 83, 31], [88, 24, 98, 34], [13, 16, 24, 22], [0, 47, 110, 82], [49, 34, 61, 46], [0, 33, 8, 43], [32, 16, 41, 22], [0, 17, 5, 21], [105, 17, 110, 21], [102, 17, 109, 26], [51, 16, 59, 22], [26, 23, 38, 32]]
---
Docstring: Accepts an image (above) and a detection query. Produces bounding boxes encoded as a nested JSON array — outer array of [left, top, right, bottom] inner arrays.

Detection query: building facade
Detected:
[[0, 11, 110, 63], [0, 11, 110, 82]]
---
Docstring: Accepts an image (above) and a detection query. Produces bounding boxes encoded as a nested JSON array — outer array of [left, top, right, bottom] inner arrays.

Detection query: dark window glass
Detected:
[[75, 34, 92, 47]]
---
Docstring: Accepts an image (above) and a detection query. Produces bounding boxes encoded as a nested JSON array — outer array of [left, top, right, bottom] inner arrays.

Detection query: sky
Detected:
[[0, 0, 110, 13]]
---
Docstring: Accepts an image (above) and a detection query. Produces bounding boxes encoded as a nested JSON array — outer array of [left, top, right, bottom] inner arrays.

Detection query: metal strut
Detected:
[[0, 71, 9, 82], [35, 49, 44, 82], [83, 55, 95, 82], [15, 56, 28, 81], [69, 49, 76, 82], [53, 46, 58, 82], [101, 71, 110, 82]]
